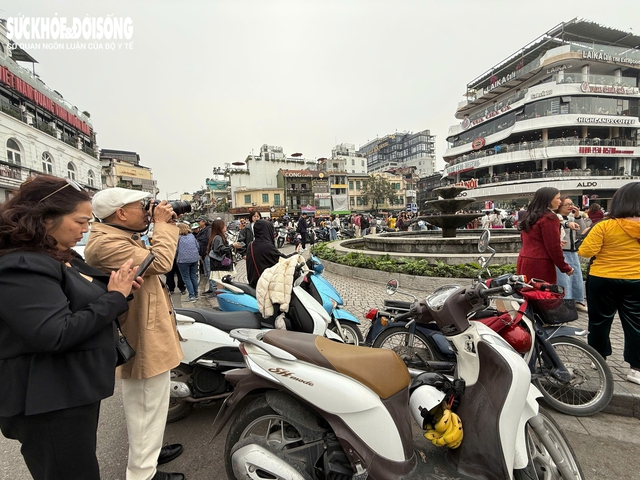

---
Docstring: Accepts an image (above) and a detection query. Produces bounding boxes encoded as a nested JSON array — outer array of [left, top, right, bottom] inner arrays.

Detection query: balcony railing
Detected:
[[475, 168, 636, 187], [554, 73, 638, 88], [448, 137, 638, 166]]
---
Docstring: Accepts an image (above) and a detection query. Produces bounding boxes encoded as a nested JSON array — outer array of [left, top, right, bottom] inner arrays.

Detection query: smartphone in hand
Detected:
[[134, 253, 156, 278]]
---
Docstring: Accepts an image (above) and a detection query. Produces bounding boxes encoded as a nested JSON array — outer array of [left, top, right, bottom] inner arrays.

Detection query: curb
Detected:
[[322, 258, 640, 419]]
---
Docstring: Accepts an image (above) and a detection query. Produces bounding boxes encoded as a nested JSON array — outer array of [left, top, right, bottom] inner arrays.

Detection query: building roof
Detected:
[[468, 18, 640, 93]]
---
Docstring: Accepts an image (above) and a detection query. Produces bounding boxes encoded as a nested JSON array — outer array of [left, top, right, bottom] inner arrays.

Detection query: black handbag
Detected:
[[115, 321, 136, 366]]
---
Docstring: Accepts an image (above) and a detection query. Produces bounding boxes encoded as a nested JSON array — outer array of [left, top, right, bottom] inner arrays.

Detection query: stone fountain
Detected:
[[418, 185, 481, 238]]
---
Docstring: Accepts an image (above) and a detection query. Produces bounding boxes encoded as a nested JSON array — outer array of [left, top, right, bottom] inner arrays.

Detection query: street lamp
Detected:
[[167, 191, 178, 200]]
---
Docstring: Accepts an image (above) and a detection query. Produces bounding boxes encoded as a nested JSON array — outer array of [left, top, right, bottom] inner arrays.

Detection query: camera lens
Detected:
[[169, 201, 192, 216]]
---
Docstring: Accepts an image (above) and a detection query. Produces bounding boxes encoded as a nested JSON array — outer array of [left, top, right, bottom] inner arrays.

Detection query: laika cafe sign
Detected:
[[0, 66, 91, 135]]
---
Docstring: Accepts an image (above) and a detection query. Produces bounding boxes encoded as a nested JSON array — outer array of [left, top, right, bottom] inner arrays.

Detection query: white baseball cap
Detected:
[[92, 187, 152, 220]]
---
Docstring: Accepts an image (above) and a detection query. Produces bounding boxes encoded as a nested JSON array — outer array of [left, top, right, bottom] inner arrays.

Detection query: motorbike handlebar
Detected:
[[478, 284, 513, 299]]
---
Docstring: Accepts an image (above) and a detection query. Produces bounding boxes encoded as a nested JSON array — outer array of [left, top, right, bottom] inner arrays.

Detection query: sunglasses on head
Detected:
[[38, 178, 82, 203]]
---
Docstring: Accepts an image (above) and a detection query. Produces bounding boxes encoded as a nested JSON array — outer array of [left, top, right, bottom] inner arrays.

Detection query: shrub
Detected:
[[310, 243, 517, 279]]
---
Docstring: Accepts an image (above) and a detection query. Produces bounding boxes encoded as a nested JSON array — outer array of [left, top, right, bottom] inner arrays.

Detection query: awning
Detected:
[[332, 210, 351, 215]]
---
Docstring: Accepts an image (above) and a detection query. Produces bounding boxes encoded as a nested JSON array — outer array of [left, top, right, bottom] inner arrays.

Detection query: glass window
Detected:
[[356, 197, 362, 206], [349, 181, 354, 190], [42, 151, 53, 174], [356, 181, 361, 190], [87, 170, 94, 187], [244, 194, 251, 205], [274, 193, 280, 206], [6, 139, 21, 165], [67, 162, 76, 180], [262, 193, 269, 203], [350, 197, 354, 206]]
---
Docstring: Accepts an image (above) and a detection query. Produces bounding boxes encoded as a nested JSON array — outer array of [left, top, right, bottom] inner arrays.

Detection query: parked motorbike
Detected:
[[337, 227, 356, 239], [370, 230, 613, 417], [169, 262, 340, 423], [213, 277, 584, 479], [216, 256, 363, 345], [313, 226, 331, 242]]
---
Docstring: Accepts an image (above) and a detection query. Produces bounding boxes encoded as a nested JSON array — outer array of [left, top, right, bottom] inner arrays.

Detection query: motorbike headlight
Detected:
[[330, 298, 338, 310], [425, 285, 460, 311]]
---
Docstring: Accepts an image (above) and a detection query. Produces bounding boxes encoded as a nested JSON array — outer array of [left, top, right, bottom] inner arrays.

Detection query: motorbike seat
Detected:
[[227, 281, 256, 297], [263, 330, 410, 399], [175, 308, 262, 332]]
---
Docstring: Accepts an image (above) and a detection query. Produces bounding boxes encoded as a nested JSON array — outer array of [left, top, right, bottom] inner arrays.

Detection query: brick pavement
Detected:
[[177, 244, 640, 418]]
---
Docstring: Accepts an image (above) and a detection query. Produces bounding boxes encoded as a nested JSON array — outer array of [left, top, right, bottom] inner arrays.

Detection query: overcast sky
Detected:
[[6, 1, 639, 198]]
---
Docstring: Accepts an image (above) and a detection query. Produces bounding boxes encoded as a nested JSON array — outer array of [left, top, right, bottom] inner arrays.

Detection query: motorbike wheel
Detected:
[[533, 336, 614, 417], [167, 366, 194, 423], [225, 396, 321, 480], [372, 327, 436, 367], [330, 321, 363, 346], [277, 237, 284, 248], [514, 407, 585, 480]]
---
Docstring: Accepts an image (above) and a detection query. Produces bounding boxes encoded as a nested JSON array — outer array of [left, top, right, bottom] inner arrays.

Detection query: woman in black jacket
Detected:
[[0, 176, 140, 480], [246, 220, 301, 288]]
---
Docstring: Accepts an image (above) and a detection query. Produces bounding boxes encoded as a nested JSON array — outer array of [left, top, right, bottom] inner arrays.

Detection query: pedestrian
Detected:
[[195, 217, 213, 294], [353, 213, 362, 237], [516, 187, 574, 283], [176, 223, 200, 303], [85, 188, 185, 480], [165, 257, 186, 295], [329, 215, 339, 241], [360, 214, 370, 236], [246, 220, 301, 288], [554, 197, 588, 312], [238, 210, 261, 258], [0, 176, 140, 480], [294, 212, 308, 250], [578, 182, 640, 385], [208, 219, 243, 291], [587, 203, 604, 225], [490, 209, 503, 229]]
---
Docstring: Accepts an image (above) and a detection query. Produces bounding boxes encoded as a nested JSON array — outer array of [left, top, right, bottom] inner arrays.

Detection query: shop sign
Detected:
[[581, 50, 640, 67], [531, 89, 553, 99], [444, 158, 481, 176], [461, 105, 512, 130], [578, 146, 634, 155], [577, 182, 598, 187], [580, 82, 639, 95], [472, 138, 485, 150], [454, 178, 479, 190], [576, 117, 637, 125]]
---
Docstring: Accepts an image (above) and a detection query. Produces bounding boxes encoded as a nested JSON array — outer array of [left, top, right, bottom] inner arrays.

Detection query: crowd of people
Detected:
[[1, 175, 639, 480]]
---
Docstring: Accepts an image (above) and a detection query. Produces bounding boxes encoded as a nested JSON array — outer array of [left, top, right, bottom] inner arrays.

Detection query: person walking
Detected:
[[176, 223, 200, 303], [517, 186, 574, 283], [164, 257, 186, 295], [238, 210, 261, 258], [85, 188, 185, 480], [578, 182, 640, 385], [554, 197, 588, 312], [207, 219, 243, 292], [360, 214, 370, 236], [195, 218, 212, 294], [354, 213, 361, 237], [0, 176, 139, 480], [296, 212, 309, 250]]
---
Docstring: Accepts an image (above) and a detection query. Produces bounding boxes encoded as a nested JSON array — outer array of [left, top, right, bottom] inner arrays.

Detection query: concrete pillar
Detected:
[[488, 165, 494, 175], [581, 157, 587, 169], [542, 129, 548, 142], [581, 126, 588, 140], [557, 70, 564, 83], [582, 64, 590, 82], [612, 127, 620, 139], [614, 68, 622, 83]]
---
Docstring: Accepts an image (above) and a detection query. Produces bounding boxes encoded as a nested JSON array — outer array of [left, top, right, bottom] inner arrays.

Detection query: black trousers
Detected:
[[586, 275, 640, 369], [0, 401, 102, 480], [165, 258, 185, 293]]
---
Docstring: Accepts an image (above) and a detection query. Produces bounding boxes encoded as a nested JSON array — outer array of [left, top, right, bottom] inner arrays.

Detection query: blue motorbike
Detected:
[[216, 255, 364, 345]]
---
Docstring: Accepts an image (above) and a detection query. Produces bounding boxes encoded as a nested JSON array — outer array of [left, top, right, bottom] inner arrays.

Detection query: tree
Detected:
[[360, 174, 396, 212]]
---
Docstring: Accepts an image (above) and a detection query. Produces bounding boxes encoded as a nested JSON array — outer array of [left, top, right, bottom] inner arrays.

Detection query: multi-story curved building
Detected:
[[443, 19, 640, 210]]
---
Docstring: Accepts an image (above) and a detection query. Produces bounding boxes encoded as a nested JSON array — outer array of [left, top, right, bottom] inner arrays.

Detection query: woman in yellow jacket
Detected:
[[578, 182, 640, 385]]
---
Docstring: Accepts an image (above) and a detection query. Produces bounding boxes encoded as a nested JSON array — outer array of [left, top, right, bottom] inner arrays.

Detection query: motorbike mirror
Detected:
[[386, 279, 399, 295], [478, 230, 490, 253]]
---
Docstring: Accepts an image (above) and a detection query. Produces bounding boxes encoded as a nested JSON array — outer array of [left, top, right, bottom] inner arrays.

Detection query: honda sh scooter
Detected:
[[213, 280, 584, 480]]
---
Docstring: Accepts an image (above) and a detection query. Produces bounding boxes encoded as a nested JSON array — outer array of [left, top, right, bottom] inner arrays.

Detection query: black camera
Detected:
[[144, 199, 192, 216]]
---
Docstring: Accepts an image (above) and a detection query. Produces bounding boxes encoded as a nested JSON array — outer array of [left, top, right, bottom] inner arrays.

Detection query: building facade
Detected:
[[0, 21, 100, 201], [328, 143, 367, 174], [228, 144, 317, 208], [99, 149, 158, 196], [358, 129, 436, 178], [444, 19, 640, 210]]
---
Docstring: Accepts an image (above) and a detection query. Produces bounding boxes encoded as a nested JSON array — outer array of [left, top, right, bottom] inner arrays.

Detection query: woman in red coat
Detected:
[[517, 187, 574, 283]]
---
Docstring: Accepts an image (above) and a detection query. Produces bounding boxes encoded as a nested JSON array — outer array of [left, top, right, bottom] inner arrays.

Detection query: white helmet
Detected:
[[409, 385, 446, 428]]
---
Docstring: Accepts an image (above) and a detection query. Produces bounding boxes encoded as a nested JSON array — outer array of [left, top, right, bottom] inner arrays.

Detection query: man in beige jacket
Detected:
[[85, 188, 184, 480]]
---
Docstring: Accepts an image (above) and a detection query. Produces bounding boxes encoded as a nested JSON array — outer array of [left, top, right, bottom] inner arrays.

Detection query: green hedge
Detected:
[[310, 243, 589, 279]]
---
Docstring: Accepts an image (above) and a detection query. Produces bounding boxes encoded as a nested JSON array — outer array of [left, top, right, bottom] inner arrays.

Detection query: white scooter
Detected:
[[212, 280, 584, 479], [168, 264, 340, 423]]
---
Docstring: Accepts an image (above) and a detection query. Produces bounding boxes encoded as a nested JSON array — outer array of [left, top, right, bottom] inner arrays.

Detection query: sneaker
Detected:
[[202, 290, 213, 295], [180, 290, 187, 295], [627, 368, 640, 385], [576, 302, 588, 313], [183, 297, 196, 303]]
